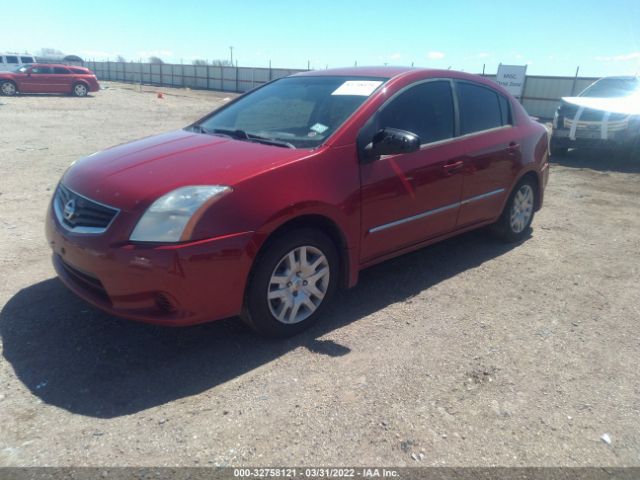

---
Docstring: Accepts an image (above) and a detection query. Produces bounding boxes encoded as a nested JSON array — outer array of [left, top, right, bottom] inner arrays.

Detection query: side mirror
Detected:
[[363, 128, 420, 162]]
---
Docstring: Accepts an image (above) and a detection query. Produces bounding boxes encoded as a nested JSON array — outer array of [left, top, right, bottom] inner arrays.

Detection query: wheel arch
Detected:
[[250, 213, 354, 291], [509, 168, 542, 212], [1, 79, 18, 94], [72, 80, 89, 93]]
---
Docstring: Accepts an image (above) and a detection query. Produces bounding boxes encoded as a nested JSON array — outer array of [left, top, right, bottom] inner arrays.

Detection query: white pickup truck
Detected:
[[550, 76, 640, 156]]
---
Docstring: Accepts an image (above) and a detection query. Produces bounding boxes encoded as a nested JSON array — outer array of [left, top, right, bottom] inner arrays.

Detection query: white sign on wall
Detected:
[[495, 64, 527, 99]]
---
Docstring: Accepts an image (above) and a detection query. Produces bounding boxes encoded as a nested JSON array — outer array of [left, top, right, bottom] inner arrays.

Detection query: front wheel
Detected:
[[1, 81, 17, 96], [72, 83, 88, 97], [492, 178, 537, 242], [242, 228, 339, 337]]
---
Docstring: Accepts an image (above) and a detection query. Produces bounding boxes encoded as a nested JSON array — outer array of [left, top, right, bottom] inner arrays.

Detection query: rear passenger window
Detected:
[[54, 67, 70, 74], [379, 80, 454, 144], [6, 56, 18, 64], [498, 94, 512, 125], [457, 82, 503, 134]]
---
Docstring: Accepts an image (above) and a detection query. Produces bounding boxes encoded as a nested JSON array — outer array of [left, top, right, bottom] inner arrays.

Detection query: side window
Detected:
[[20, 56, 34, 64], [456, 82, 503, 134], [31, 67, 52, 74], [6, 55, 19, 64], [498, 94, 512, 125], [54, 67, 70, 74], [378, 80, 454, 144]]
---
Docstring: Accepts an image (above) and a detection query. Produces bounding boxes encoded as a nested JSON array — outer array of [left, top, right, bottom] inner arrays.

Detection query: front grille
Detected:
[[559, 104, 605, 122], [54, 184, 119, 233]]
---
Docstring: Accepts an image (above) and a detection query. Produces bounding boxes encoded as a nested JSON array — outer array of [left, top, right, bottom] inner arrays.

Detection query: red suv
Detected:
[[46, 67, 549, 336], [0, 63, 99, 97]]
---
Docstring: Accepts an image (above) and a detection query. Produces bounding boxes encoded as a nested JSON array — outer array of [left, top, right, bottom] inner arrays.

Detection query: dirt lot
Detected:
[[0, 82, 639, 467]]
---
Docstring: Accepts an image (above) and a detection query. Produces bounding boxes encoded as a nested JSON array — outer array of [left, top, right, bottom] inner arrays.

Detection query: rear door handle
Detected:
[[507, 142, 520, 155]]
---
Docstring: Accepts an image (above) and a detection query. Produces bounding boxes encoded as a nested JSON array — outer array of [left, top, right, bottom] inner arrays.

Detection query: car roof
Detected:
[[292, 66, 495, 83], [594, 75, 639, 81], [23, 63, 88, 69], [293, 66, 421, 78]]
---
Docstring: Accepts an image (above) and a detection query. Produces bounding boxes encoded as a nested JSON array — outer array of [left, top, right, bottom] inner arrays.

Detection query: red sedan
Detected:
[[46, 67, 549, 336], [0, 63, 99, 97]]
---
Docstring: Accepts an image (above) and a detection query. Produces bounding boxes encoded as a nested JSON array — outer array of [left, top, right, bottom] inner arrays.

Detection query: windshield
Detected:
[[580, 78, 640, 98], [195, 75, 387, 148], [11, 65, 29, 73]]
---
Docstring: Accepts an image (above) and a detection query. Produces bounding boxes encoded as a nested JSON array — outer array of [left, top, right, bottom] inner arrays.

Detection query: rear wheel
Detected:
[[242, 228, 338, 337], [72, 83, 88, 97], [0, 81, 16, 96], [492, 178, 537, 242]]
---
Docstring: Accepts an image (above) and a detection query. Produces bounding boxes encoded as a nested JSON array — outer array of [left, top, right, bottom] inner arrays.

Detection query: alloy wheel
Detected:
[[510, 184, 534, 233], [1, 82, 16, 95], [267, 245, 330, 324]]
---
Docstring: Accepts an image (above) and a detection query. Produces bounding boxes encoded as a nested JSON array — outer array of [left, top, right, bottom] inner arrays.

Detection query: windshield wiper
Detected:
[[209, 128, 295, 149]]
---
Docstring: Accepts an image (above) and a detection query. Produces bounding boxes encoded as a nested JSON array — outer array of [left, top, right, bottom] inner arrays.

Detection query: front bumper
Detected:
[[552, 126, 639, 149], [46, 203, 255, 326]]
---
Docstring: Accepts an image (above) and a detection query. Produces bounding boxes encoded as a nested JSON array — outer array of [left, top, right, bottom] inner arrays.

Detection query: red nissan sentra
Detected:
[[46, 67, 549, 336]]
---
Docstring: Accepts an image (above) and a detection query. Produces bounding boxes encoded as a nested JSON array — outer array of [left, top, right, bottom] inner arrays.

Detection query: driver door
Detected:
[[21, 66, 53, 93], [359, 80, 465, 263]]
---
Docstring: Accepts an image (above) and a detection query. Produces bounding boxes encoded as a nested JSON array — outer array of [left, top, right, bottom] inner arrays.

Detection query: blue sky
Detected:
[[5, 0, 640, 76]]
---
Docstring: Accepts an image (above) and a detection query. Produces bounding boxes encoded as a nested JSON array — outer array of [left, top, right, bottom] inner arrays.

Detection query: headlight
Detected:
[[130, 185, 231, 242]]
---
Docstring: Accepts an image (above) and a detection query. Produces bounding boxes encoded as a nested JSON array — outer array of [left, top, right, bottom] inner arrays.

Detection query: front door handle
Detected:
[[443, 160, 464, 175]]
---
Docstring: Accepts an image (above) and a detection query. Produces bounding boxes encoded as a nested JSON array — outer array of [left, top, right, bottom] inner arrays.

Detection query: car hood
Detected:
[[62, 129, 314, 212], [562, 95, 640, 115]]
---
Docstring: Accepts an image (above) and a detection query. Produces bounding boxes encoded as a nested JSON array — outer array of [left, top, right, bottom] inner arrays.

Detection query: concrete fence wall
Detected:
[[84, 61, 600, 119]]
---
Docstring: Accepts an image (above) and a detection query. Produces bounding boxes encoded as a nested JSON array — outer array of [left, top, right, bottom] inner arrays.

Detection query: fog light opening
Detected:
[[154, 292, 178, 314]]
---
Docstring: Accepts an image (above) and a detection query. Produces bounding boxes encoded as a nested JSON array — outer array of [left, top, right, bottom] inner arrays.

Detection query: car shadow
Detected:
[[0, 229, 525, 418], [550, 148, 640, 174]]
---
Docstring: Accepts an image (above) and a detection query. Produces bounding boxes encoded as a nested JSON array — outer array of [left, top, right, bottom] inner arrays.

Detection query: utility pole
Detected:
[[229, 46, 234, 66]]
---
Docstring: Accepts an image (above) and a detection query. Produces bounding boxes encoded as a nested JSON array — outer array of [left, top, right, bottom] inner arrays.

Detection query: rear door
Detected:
[[453, 81, 520, 227], [359, 79, 464, 262], [52, 66, 73, 93]]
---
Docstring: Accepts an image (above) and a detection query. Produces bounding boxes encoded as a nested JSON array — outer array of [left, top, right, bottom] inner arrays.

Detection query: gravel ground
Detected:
[[0, 83, 639, 467]]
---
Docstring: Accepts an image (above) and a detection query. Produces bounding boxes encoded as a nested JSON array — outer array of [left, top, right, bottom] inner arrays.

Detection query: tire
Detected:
[[492, 177, 537, 242], [242, 228, 339, 337], [549, 138, 568, 156], [72, 82, 88, 97], [0, 81, 17, 96]]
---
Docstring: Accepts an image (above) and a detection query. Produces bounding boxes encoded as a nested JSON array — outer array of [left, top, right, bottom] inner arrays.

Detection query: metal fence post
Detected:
[[235, 64, 239, 92], [570, 66, 580, 95]]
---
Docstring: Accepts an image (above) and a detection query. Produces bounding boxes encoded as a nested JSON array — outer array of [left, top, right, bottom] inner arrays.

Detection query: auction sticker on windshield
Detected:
[[331, 80, 382, 96]]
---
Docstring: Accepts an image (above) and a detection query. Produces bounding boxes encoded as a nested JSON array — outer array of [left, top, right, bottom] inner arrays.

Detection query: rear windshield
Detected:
[[580, 78, 640, 98], [197, 75, 388, 149]]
